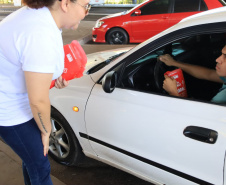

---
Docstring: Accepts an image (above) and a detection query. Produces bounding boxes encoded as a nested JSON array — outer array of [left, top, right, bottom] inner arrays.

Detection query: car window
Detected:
[[200, 0, 208, 11], [174, 0, 207, 13], [120, 32, 225, 103], [219, 0, 226, 6], [140, 0, 169, 15]]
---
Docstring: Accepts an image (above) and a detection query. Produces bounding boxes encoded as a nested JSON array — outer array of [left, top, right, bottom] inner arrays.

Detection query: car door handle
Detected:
[[183, 126, 218, 144], [161, 16, 169, 19]]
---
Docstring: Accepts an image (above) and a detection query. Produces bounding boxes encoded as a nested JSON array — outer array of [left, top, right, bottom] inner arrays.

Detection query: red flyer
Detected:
[[164, 69, 187, 97], [50, 40, 87, 89]]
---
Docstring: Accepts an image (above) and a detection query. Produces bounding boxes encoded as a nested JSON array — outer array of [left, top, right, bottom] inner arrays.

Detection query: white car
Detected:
[[49, 7, 226, 185]]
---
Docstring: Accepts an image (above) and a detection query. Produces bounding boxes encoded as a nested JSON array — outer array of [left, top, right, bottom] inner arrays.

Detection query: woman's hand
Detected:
[[55, 76, 69, 89], [163, 75, 179, 96], [41, 133, 50, 157], [159, 54, 177, 66]]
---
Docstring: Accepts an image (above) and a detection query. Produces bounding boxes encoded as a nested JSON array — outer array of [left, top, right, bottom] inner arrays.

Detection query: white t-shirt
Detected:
[[0, 6, 64, 126]]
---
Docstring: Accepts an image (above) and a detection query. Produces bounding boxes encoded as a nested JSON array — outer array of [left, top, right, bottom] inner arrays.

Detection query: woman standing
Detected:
[[0, 0, 90, 184]]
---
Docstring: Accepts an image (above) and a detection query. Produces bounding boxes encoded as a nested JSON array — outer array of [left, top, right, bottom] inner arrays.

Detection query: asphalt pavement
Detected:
[[0, 6, 136, 185], [0, 140, 66, 185]]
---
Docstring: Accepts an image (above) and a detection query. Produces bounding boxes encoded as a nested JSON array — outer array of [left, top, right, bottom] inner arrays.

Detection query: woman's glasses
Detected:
[[59, 0, 91, 14], [76, 2, 91, 14]]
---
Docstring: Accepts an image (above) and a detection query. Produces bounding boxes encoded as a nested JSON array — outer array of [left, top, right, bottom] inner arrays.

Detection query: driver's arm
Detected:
[[159, 54, 222, 83]]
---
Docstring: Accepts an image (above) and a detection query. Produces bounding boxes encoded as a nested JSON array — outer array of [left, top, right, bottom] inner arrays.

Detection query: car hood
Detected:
[[84, 47, 132, 73], [100, 12, 125, 20]]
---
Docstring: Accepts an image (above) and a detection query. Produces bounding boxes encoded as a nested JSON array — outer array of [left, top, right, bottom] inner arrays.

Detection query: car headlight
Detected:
[[95, 21, 105, 28]]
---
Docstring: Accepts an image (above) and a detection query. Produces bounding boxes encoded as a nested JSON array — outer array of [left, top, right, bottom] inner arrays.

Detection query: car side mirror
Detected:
[[102, 71, 117, 93], [135, 10, 141, 16]]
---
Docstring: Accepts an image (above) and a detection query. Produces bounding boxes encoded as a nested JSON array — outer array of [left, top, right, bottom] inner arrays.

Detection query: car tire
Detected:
[[106, 28, 129, 44], [49, 107, 84, 166]]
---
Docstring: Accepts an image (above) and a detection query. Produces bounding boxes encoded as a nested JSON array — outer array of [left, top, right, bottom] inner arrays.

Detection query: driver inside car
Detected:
[[158, 44, 226, 104]]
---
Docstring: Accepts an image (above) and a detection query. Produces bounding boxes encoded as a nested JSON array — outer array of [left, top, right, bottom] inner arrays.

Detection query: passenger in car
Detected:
[[159, 45, 226, 104]]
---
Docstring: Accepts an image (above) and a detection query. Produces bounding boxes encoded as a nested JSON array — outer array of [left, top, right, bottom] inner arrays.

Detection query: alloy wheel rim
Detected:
[[111, 32, 124, 44], [49, 119, 70, 159]]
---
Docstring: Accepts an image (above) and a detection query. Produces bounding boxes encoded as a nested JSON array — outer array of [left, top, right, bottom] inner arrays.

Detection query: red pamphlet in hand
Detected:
[[50, 40, 87, 89], [164, 68, 187, 97]]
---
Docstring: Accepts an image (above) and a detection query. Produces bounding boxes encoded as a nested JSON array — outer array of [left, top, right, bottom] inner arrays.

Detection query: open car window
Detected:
[[119, 32, 226, 104]]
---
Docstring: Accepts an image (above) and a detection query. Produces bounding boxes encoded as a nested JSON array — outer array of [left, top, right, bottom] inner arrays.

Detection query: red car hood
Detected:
[[100, 12, 126, 20]]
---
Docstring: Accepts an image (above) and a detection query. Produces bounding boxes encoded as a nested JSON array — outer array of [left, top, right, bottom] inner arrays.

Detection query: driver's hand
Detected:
[[163, 75, 179, 96], [159, 54, 176, 66]]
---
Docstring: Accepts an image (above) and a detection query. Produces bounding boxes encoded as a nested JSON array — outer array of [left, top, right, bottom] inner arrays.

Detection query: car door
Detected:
[[84, 83, 226, 185], [168, 0, 207, 27], [130, 0, 172, 42], [84, 42, 226, 184]]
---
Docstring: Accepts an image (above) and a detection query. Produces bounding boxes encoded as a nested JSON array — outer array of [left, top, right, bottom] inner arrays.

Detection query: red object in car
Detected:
[[92, 0, 224, 44], [50, 40, 87, 89], [164, 69, 187, 98]]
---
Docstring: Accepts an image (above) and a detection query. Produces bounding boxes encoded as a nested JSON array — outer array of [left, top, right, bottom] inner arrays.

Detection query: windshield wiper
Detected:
[[87, 52, 126, 74], [105, 52, 125, 64]]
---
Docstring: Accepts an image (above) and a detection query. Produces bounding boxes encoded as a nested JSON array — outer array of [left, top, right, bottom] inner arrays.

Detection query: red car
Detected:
[[92, 0, 224, 44]]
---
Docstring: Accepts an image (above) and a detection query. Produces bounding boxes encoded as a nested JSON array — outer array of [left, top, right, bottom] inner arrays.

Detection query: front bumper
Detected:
[[92, 27, 107, 43]]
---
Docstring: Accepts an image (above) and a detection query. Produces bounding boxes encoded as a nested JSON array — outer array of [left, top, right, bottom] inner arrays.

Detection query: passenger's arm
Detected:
[[159, 54, 223, 83], [24, 71, 53, 156]]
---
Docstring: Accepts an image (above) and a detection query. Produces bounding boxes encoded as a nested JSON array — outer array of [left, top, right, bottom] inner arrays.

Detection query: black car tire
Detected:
[[106, 28, 129, 44], [49, 107, 84, 166]]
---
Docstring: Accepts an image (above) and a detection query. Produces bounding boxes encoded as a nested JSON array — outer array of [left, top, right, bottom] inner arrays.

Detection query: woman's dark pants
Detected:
[[0, 118, 53, 185]]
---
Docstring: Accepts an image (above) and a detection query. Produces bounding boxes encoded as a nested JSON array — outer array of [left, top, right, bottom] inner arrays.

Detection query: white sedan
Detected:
[[49, 7, 226, 185]]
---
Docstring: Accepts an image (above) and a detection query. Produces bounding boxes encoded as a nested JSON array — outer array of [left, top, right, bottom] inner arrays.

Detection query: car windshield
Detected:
[[122, 10, 128, 15], [87, 52, 127, 74]]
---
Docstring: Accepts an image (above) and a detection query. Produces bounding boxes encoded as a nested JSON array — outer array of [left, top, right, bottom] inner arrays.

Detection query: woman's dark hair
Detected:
[[22, 0, 77, 9], [22, 0, 57, 8]]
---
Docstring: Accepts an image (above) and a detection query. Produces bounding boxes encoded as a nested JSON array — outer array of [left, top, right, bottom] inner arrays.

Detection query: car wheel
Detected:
[[107, 28, 128, 44], [49, 107, 84, 166]]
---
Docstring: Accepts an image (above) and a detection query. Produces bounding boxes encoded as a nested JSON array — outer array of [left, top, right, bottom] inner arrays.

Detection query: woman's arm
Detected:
[[24, 71, 53, 156], [54, 75, 69, 89]]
